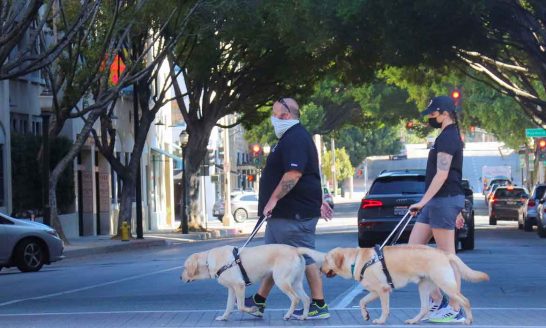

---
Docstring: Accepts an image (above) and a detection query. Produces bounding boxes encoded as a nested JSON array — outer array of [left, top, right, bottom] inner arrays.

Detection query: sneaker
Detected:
[[421, 295, 448, 321], [428, 305, 466, 323], [244, 295, 266, 317], [292, 301, 330, 320]]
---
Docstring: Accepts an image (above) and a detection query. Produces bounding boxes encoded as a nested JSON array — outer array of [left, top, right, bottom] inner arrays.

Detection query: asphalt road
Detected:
[[1, 197, 546, 327]]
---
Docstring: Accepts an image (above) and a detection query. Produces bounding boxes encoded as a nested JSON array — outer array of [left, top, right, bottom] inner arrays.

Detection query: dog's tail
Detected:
[[297, 247, 325, 264], [448, 254, 489, 282]]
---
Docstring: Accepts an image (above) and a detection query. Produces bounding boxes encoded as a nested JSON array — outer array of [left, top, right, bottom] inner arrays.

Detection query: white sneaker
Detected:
[[421, 296, 448, 321], [428, 305, 466, 323]]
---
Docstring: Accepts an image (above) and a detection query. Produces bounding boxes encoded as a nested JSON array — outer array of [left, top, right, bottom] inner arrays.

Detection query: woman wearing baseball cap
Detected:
[[408, 95, 466, 323]]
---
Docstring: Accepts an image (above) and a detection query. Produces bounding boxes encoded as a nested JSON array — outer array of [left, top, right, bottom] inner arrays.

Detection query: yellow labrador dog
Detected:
[[300, 245, 489, 325], [181, 244, 310, 321]]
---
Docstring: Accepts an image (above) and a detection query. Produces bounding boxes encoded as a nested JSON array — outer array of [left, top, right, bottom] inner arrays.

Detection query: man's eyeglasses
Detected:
[[277, 97, 291, 114]]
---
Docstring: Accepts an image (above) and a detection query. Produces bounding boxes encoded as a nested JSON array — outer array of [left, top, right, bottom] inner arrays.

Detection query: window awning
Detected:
[[151, 147, 182, 168]]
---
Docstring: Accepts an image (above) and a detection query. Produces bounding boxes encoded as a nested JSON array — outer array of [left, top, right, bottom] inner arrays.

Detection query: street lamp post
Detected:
[[179, 130, 189, 234], [41, 107, 52, 226]]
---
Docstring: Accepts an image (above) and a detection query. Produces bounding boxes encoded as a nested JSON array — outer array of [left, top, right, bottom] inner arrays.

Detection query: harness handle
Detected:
[[379, 210, 414, 250]]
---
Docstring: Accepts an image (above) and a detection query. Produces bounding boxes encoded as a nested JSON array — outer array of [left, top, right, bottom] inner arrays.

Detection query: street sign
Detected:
[[525, 128, 546, 137]]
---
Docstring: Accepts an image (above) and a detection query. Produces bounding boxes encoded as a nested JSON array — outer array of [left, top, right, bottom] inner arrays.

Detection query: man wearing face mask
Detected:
[[408, 95, 466, 323], [244, 97, 333, 320]]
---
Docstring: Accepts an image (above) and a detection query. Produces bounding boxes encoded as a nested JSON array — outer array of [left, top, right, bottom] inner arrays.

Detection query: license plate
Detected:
[[394, 206, 408, 216], [506, 201, 516, 205]]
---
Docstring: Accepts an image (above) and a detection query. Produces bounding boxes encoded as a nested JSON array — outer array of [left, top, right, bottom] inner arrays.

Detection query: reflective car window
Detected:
[[240, 195, 256, 201], [534, 186, 546, 199], [369, 176, 425, 195], [494, 189, 527, 198]]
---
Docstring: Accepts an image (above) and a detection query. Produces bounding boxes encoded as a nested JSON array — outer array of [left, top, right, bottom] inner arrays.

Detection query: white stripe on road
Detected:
[[0, 265, 183, 307], [330, 283, 363, 309], [1, 307, 546, 316]]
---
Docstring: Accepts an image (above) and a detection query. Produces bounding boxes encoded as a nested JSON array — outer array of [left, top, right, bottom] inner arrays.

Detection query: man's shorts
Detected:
[[416, 195, 465, 230], [264, 217, 319, 265]]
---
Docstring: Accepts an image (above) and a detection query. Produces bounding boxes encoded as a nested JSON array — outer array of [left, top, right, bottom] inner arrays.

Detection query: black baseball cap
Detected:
[[421, 96, 456, 115]]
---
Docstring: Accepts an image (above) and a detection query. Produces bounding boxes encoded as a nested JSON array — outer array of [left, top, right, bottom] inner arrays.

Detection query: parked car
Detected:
[[426, 136, 435, 149], [323, 186, 335, 209], [357, 170, 474, 249], [389, 146, 407, 160], [536, 196, 546, 238], [525, 184, 546, 231], [488, 186, 529, 226], [0, 212, 64, 272], [213, 191, 259, 223]]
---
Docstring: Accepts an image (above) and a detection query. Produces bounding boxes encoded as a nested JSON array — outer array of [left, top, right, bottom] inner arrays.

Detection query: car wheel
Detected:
[[489, 216, 497, 225], [461, 220, 475, 251], [15, 239, 46, 272], [538, 222, 546, 238], [233, 208, 248, 223], [518, 222, 523, 229], [524, 218, 533, 232]]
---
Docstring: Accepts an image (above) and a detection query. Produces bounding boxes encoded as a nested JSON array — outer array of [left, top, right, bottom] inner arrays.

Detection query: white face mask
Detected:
[[271, 116, 299, 139]]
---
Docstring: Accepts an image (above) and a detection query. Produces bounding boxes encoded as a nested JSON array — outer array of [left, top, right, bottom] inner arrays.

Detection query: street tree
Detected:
[[0, 0, 100, 80], [44, 0, 198, 241], [321, 147, 354, 190], [168, 0, 337, 230]]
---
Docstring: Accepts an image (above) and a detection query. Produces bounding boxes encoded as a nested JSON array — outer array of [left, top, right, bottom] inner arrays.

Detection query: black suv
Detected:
[[358, 170, 475, 250]]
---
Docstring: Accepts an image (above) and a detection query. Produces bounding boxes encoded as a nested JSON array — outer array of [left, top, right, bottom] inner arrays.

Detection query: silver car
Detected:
[[213, 192, 259, 223], [0, 212, 64, 272]]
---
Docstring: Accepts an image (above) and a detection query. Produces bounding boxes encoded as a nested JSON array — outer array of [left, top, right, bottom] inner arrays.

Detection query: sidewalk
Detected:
[[63, 196, 360, 259]]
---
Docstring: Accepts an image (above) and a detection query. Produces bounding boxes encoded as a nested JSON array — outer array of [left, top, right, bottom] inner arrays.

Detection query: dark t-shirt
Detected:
[[425, 124, 464, 197], [258, 124, 322, 219]]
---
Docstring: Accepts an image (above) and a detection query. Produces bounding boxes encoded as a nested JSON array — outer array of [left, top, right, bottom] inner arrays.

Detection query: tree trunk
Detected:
[[183, 123, 215, 231], [48, 108, 102, 244], [115, 177, 135, 238]]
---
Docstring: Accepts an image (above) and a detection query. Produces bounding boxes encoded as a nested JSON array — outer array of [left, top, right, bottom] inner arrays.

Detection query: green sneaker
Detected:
[[292, 302, 330, 320], [244, 295, 265, 317], [428, 305, 466, 323]]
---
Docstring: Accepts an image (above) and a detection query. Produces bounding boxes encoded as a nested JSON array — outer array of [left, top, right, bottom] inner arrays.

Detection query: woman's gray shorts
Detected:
[[416, 195, 465, 230], [264, 217, 319, 265]]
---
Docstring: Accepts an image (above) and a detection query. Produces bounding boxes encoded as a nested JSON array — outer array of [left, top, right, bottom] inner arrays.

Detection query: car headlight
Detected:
[[46, 229, 59, 238]]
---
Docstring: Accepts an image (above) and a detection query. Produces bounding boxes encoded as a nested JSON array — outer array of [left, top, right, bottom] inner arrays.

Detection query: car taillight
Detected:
[[528, 199, 536, 207], [361, 199, 383, 209], [490, 197, 497, 204]]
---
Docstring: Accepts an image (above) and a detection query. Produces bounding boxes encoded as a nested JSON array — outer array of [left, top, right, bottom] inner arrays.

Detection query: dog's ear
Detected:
[[185, 254, 199, 278], [333, 251, 344, 269]]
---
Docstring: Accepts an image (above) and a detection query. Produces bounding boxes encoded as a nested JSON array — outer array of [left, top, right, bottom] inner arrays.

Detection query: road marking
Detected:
[[0, 265, 183, 307], [330, 283, 363, 309], [1, 307, 546, 316]]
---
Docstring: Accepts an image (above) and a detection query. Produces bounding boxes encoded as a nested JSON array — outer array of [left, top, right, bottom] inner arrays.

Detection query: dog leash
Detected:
[[379, 210, 414, 250], [215, 214, 270, 285]]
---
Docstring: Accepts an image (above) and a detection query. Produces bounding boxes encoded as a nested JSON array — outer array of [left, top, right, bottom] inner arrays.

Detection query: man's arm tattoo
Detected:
[[278, 179, 298, 199], [437, 152, 453, 171]]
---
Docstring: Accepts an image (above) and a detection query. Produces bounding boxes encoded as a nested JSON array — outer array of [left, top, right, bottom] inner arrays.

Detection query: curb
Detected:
[[63, 239, 169, 258]]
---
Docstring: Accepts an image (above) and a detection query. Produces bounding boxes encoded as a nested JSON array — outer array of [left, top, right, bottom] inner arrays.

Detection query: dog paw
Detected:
[[283, 315, 291, 320], [360, 309, 370, 321], [215, 316, 228, 321], [405, 319, 418, 324], [372, 319, 386, 325], [464, 318, 472, 325]]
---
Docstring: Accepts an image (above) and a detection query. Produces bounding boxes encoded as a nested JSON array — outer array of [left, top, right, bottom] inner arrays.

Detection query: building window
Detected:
[[0, 144, 4, 207]]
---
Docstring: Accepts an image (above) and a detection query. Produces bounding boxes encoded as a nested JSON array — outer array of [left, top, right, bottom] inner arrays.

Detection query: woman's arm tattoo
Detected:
[[437, 152, 453, 171]]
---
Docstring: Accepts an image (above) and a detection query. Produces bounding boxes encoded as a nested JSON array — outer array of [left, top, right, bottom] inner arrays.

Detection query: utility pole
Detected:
[[222, 115, 234, 226], [331, 137, 337, 196]]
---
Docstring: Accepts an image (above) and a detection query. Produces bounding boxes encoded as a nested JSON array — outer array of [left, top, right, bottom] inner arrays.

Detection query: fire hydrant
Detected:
[[121, 221, 130, 241]]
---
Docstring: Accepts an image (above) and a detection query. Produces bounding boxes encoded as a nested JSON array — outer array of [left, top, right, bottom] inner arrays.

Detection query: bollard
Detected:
[[121, 221, 130, 241]]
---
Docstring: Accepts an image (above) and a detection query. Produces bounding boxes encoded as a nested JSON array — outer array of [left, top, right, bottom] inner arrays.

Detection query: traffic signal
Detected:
[[537, 138, 546, 161], [247, 174, 255, 182], [451, 88, 462, 109], [250, 144, 261, 157]]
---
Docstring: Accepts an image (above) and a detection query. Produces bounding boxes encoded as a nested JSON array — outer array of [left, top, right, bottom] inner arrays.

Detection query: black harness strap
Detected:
[[233, 247, 252, 286], [215, 247, 252, 286], [374, 245, 395, 289], [357, 245, 395, 289]]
